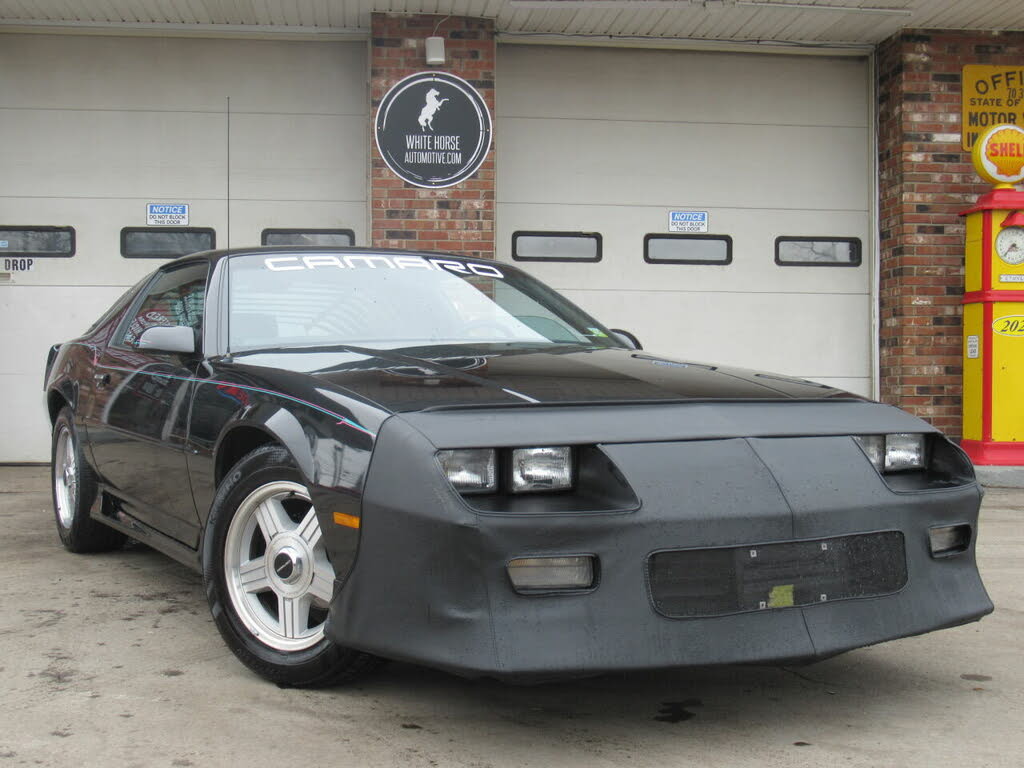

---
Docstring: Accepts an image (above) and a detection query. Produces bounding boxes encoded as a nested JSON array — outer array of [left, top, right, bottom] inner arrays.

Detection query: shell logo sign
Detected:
[[972, 124, 1024, 186]]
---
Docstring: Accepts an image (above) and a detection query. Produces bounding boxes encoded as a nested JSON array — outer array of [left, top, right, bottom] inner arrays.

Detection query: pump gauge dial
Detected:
[[996, 227, 1024, 265]]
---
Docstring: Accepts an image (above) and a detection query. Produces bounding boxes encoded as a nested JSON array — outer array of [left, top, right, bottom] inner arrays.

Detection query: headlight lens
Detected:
[[438, 445, 576, 495], [511, 446, 573, 493], [437, 448, 497, 494], [854, 433, 926, 473]]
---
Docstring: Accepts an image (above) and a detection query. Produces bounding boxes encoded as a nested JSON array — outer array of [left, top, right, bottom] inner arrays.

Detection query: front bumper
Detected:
[[326, 403, 993, 679]]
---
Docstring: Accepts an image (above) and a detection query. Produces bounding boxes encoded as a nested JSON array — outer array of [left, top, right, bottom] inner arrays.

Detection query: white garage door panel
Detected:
[[498, 46, 867, 128], [3, 110, 228, 200], [0, 35, 366, 116], [497, 44, 874, 402], [564, 288, 870, 387], [2, 286, 129, 375], [0, 34, 368, 462], [498, 119, 868, 211], [226, 201, 367, 249], [229, 113, 367, 201], [3, 111, 366, 203], [500, 203, 870, 294], [0, 197, 218, 287], [1, 373, 53, 462]]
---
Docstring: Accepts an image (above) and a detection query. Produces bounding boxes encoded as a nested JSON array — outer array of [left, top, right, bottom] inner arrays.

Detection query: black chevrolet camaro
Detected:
[[44, 247, 992, 686]]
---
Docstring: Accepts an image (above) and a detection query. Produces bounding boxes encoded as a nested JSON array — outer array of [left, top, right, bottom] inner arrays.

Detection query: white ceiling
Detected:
[[0, 0, 1022, 48]]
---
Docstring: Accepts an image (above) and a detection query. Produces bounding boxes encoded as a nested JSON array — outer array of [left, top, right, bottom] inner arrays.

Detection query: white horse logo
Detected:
[[418, 88, 449, 131]]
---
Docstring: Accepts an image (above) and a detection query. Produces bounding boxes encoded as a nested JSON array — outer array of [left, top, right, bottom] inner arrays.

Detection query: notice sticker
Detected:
[[147, 204, 189, 226], [967, 335, 980, 358], [999, 274, 1024, 283], [668, 211, 709, 233]]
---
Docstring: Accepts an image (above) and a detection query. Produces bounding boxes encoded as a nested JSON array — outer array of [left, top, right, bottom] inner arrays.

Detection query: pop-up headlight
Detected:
[[854, 433, 926, 473], [510, 447, 573, 493], [437, 449, 497, 494]]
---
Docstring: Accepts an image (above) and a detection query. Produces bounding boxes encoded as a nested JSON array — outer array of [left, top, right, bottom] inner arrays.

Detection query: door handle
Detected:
[[93, 372, 111, 388]]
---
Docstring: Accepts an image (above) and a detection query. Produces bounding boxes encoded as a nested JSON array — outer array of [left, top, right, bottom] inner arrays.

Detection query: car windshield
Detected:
[[226, 251, 623, 353]]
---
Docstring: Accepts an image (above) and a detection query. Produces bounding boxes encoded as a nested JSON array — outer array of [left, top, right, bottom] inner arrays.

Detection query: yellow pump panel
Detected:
[[961, 124, 1024, 464], [960, 186, 1024, 463], [991, 304, 1024, 443], [965, 214, 983, 294], [962, 302, 984, 443]]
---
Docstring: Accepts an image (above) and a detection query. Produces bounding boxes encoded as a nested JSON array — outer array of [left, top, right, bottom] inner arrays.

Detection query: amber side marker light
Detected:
[[929, 524, 971, 557], [333, 512, 361, 529]]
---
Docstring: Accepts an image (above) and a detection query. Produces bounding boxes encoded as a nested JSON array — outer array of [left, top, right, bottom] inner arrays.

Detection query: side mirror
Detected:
[[609, 328, 642, 351], [137, 325, 198, 355]]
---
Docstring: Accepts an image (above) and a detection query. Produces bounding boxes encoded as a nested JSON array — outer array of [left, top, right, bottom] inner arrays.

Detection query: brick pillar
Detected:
[[876, 29, 1024, 438], [369, 13, 496, 259]]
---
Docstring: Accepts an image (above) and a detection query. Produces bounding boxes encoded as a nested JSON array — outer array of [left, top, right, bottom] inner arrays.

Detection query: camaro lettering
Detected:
[[467, 263, 503, 278], [344, 255, 396, 270], [261, 254, 504, 279], [265, 256, 304, 271], [392, 256, 433, 270], [429, 259, 469, 274], [303, 255, 345, 270]]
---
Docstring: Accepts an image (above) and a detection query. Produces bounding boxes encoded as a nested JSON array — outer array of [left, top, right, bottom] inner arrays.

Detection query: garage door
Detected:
[[496, 44, 874, 397], [0, 33, 367, 461]]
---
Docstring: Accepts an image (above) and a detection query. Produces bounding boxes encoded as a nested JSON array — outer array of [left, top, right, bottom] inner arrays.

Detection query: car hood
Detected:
[[229, 343, 860, 412]]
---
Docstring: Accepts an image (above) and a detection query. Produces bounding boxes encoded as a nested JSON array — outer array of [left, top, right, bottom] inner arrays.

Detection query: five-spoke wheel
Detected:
[[204, 444, 380, 686], [223, 480, 335, 652]]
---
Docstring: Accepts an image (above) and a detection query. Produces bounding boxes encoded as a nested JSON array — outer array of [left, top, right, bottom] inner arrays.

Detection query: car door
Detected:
[[85, 260, 209, 547]]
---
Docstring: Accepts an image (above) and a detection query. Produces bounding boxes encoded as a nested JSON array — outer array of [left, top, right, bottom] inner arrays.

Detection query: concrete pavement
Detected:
[[0, 465, 1020, 768]]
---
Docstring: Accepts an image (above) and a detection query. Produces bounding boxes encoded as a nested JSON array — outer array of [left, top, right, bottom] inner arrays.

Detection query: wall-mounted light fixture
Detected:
[[425, 35, 445, 65]]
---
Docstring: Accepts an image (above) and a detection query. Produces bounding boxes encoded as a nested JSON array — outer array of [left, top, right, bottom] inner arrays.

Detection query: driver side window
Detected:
[[121, 262, 209, 347]]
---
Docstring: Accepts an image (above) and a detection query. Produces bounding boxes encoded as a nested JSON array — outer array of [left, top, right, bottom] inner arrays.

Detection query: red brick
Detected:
[[877, 28, 1024, 438]]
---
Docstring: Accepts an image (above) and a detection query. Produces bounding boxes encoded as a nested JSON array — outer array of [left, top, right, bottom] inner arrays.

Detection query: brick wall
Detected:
[[877, 29, 1024, 438], [369, 13, 496, 259]]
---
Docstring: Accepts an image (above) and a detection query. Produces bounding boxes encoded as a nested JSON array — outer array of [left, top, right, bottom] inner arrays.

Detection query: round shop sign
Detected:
[[972, 123, 1024, 186], [375, 71, 492, 189]]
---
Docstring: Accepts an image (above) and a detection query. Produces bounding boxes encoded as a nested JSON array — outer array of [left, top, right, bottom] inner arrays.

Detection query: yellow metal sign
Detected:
[[962, 66, 1024, 150], [992, 315, 1024, 337]]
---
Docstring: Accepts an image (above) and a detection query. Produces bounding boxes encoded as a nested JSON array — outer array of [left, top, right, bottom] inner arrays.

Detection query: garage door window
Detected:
[[262, 229, 355, 247], [644, 234, 732, 265], [121, 228, 215, 259], [775, 237, 861, 267], [512, 232, 602, 263], [0, 226, 75, 257]]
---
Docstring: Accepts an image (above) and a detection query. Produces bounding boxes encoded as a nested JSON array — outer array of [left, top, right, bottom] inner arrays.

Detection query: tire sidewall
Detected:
[[51, 409, 91, 549], [203, 445, 344, 683]]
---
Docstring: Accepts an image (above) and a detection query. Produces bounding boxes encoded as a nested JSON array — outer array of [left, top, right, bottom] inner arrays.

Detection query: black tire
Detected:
[[51, 407, 126, 553], [203, 444, 381, 687]]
